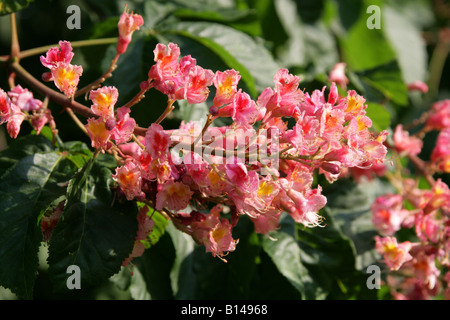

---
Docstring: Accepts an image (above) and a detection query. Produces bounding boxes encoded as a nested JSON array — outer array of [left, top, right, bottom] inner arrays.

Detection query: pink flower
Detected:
[[283, 185, 327, 227], [122, 205, 154, 267], [51, 62, 83, 98], [225, 156, 259, 194], [217, 90, 261, 127], [110, 106, 136, 144], [148, 158, 172, 184], [145, 123, 171, 160], [89, 86, 118, 120], [375, 236, 414, 271], [8, 85, 42, 112], [423, 179, 450, 214], [342, 90, 366, 119], [371, 194, 408, 236], [113, 161, 145, 201], [40, 41, 80, 90], [116, 8, 144, 55], [407, 81, 428, 93], [40, 40, 74, 69], [426, 99, 450, 131], [174, 209, 237, 260], [156, 181, 193, 212], [148, 42, 182, 96], [328, 62, 349, 90], [85, 117, 111, 150], [175, 65, 214, 104], [183, 151, 210, 187], [0, 89, 11, 124], [31, 108, 54, 135], [192, 212, 237, 260], [258, 68, 302, 121], [251, 209, 281, 235], [430, 128, 450, 173], [409, 246, 441, 290], [414, 212, 441, 243], [6, 103, 25, 139], [213, 69, 241, 107], [393, 124, 422, 157]]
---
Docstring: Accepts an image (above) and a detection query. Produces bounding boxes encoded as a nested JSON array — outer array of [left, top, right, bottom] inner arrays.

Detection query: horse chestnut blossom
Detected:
[[371, 114, 450, 299], [425, 99, 450, 131], [0, 11, 393, 270], [89, 86, 119, 120], [328, 62, 349, 90], [0, 86, 54, 138], [116, 7, 144, 56], [393, 124, 423, 157], [96, 40, 389, 261], [375, 236, 414, 271], [40, 40, 83, 98], [430, 128, 450, 173], [371, 194, 409, 236]]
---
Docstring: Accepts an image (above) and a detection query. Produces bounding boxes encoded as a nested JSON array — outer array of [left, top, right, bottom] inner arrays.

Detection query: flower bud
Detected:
[[209, 105, 219, 116], [105, 117, 116, 131], [320, 162, 341, 175]]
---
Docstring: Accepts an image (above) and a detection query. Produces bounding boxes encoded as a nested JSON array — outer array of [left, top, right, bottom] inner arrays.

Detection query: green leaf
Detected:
[[162, 21, 280, 97], [0, 0, 34, 16], [274, 0, 338, 73], [355, 61, 408, 106], [261, 214, 318, 299], [0, 147, 79, 299], [47, 160, 138, 293], [324, 179, 395, 271], [338, 0, 397, 71], [163, 216, 261, 299], [142, 206, 168, 249], [0, 134, 54, 176], [382, 4, 428, 84], [166, 222, 195, 299], [137, 232, 176, 299], [365, 102, 391, 132]]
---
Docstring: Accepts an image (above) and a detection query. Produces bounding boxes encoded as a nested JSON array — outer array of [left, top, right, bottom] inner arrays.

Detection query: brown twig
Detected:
[[8, 62, 148, 136]]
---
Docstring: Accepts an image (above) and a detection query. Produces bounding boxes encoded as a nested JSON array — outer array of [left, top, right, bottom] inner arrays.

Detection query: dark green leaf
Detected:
[[137, 232, 176, 300], [0, 134, 54, 176], [355, 61, 408, 106], [261, 214, 318, 299], [0, 148, 78, 299], [324, 179, 395, 270], [47, 160, 138, 292]]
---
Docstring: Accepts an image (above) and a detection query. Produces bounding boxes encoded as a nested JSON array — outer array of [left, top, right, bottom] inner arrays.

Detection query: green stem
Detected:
[[19, 37, 118, 60]]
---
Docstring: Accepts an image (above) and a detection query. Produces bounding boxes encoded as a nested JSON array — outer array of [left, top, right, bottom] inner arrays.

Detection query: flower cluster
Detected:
[[103, 37, 387, 261], [0, 85, 54, 138], [1, 9, 389, 265], [372, 99, 450, 299]]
